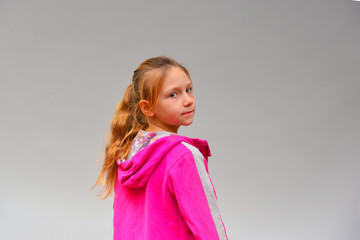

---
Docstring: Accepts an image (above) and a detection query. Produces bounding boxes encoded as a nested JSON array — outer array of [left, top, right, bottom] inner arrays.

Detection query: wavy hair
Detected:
[[92, 56, 191, 199]]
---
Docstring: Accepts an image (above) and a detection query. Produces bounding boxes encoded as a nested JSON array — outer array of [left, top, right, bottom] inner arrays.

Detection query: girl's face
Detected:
[[148, 67, 195, 133]]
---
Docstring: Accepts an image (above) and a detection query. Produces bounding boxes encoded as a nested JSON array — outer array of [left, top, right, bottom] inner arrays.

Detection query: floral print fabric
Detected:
[[117, 130, 174, 164]]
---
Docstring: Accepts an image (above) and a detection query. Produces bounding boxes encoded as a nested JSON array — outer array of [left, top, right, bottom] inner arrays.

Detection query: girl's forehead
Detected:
[[162, 67, 192, 88]]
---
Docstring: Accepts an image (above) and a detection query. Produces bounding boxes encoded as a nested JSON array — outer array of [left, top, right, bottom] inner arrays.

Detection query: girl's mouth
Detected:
[[182, 110, 193, 115]]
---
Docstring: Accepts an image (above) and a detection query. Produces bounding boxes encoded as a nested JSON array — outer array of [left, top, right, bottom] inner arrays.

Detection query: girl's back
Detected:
[[114, 130, 227, 240]]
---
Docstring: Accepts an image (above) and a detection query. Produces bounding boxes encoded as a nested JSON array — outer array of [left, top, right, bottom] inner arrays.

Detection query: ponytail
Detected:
[[92, 83, 147, 199]]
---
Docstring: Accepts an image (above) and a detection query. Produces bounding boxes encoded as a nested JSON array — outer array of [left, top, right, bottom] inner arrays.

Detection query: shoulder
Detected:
[[144, 134, 211, 170], [165, 135, 211, 161], [167, 141, 209, 173], [166, 140, 205, 159], [180, 142, 203, 159], [181, 141, 210, 171]]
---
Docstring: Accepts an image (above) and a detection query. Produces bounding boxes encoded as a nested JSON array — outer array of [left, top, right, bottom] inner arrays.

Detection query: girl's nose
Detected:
[[183, 93, 194, 106]]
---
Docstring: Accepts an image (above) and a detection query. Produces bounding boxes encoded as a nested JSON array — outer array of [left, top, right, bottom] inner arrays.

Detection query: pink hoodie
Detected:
[[113, 131, 228, 240]]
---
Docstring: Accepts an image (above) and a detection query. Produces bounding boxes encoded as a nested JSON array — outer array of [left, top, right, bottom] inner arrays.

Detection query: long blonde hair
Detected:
[[92, 56, 191, 199]]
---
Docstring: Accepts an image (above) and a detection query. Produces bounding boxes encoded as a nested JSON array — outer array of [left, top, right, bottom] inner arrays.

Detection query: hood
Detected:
[[117, 134, 211, 188]]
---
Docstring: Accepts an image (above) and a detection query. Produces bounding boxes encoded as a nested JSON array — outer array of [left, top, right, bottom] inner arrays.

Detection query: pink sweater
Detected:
[[113, 131, 228, 239]]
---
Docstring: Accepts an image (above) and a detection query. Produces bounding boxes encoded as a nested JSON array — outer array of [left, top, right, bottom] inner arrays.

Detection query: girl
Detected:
[[93, 56, 228, 240]]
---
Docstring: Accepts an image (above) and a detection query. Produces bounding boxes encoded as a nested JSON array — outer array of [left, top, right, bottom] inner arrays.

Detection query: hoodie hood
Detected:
[[117, 134, 211, 188]]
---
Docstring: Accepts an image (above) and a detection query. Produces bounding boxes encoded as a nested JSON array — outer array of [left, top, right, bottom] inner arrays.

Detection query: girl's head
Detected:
[[127, 56, 195, 133], [138, 62, 195, 133], [93, 56, 194, 198]]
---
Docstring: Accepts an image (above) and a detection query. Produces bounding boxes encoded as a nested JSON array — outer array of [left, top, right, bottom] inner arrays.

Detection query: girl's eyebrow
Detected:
[[166, 82, 193, 92]]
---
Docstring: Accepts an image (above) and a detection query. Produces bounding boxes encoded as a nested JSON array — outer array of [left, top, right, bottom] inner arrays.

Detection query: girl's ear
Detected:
[[139, 100, 154, 117]]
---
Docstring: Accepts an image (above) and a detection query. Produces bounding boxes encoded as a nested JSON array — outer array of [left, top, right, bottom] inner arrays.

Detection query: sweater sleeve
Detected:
[[168, 142, 228, 240]]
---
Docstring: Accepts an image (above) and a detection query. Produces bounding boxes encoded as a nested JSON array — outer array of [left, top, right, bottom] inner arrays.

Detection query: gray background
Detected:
[[1, 0, 359, 239]]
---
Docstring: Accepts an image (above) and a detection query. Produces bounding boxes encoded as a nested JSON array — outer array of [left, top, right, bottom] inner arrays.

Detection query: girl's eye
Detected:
[[170, 92, 177, 97], [186, 88, 192, 93]]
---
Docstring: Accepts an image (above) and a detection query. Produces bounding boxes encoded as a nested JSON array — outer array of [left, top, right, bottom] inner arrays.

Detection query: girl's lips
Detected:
[[182, 110, 194, 115]]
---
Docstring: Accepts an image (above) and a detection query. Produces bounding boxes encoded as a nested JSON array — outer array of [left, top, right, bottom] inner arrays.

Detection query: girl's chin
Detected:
[[181, 120, 194, 126]]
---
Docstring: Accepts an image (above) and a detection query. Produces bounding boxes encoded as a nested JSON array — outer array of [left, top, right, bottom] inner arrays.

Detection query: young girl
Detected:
[[94, 56, 228, 240]]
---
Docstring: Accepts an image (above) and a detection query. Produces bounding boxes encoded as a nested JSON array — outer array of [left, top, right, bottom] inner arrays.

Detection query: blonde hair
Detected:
[[92, 56, 191, 199]]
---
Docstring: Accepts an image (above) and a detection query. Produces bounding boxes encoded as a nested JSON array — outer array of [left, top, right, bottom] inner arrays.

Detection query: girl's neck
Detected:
[[145, 122, 179, 134]]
